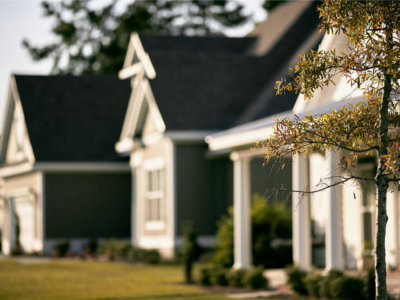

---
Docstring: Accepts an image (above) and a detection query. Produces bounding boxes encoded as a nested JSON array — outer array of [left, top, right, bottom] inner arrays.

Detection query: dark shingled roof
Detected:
[[140, 35, 257, 56], [133, 1, 321, 131], [14, 75, 130, 162]]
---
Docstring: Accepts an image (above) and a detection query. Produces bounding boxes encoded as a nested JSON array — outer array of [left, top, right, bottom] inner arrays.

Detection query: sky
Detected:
[[0, 0, 265, 123]]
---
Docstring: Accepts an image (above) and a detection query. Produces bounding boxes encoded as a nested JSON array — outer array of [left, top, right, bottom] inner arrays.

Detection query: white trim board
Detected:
[[206, 98, 363, 152], [119, 33, 156, 80], [33, 162, 130, 173], [0, 161, 33, 178]]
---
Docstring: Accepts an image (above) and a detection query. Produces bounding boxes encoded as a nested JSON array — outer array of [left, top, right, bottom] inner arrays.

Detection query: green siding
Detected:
[[176, 144, 232, 236], [250, 157, 292, 204], [45, 172, 131, 238]]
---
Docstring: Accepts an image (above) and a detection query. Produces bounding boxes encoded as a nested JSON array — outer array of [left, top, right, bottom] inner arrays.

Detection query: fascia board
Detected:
[[0, 76, 36, 164], [0, 78, 15, 163], [207, 98, 363, 151], [33, 162, 130, 173], [0, 161, 34, 178]]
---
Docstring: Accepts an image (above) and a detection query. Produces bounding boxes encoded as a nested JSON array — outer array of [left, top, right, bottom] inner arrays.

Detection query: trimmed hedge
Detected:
[[197, 266, 268, 290], [285, 265, 308, 295], [99, 240, 160, 264], [210, 268, 229, 286], [329, 276, 364, 299], [286, 266, 376, 299], [243, 267, 268, 289], [304, 273, 323, 298]]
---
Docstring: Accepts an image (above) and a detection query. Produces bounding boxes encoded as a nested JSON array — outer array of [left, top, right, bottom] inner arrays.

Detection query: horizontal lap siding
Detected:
[[176, 144, 233, 236], [250, 157, 292, 204], [45, 172, 131, 238]]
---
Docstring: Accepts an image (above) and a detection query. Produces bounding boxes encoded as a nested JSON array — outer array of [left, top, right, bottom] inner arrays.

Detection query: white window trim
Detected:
[[145, 221, 165, 231], [143, 157, 165, 229]]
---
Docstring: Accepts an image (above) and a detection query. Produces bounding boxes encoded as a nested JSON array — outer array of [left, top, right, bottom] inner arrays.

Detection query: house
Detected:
[[207, 32, 400, 270], [115, 1, 321, 258], [0, 75, 132, 255]]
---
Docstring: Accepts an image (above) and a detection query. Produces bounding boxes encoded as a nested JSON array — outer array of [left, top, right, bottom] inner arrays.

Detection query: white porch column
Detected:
[[292, 155, 311, 270], [325, 150, 344, 270], [230, 152, 252, 269]]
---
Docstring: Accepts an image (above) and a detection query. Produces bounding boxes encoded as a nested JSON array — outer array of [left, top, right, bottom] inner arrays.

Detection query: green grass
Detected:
[[0, 259, 246, 300], [0, 258, 302, 300]]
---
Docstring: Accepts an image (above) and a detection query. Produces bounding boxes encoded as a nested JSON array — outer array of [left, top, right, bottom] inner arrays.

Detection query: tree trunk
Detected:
[[375, 174, 388, 300], [375, 64, 392, 299]]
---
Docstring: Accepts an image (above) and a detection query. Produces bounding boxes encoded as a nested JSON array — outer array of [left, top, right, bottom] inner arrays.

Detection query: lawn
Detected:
[[0, 258, 297, 300]]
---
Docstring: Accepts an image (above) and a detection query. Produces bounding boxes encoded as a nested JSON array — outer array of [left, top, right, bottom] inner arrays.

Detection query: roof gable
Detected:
[[292, 33, 361, 113], [13, 75, 131, 162], [119, 33, 156, 80], [0, 76, 35, 166]]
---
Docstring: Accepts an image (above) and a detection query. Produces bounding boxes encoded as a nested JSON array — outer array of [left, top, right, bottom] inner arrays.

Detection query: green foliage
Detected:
[[23, 0, 254, 74], [210, 267, 229, 286], [212, 207, 234, 268], [251, 194, 292, 268], [363, 268, 376, 300], [329, 276, 365, 299], [99, 240, 160, 264], [243, 267, 268, 290], [135, 248, 161, 265], [53, 240, 70, 257], [198, 265, 213, 286], [227, 269, 247, 288], [319, 270, 344, 298], [288, 268, 371, 299], [182, 223, 202, 283], [85, 239, 98, 254], [99, 240, 130, 260], [285, 265, 308, 295], [259, 2, 400, 298], [304, 273, 323, 298], [212, 194, 292, 268]]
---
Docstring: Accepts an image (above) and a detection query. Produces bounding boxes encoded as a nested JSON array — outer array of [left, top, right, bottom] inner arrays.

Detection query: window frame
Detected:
[[143, 158, 165, 231]]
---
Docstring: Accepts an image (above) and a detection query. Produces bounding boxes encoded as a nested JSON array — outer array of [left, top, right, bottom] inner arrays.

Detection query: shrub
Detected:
[[182, 223, 201, 283], [99, 240, 131, 260], [318, 269, 344, 298], [99, 240, 160, 264], [243, 267, 268, 290], [210, 267, 229, 286], [363, 268, 375, 300], [53, 240, 70, 257], [228, 269, 247, 288], [86, 239, 98, 254], [133, 248, 160, 264], [140, 249, 161, 264], [285, 265, 308, 295], [212, 194, 292, 268], [198, 265, 213, 286], [304, 273, 323, 298], [329, 276, 364, 299], [212, 208, 234, 268]]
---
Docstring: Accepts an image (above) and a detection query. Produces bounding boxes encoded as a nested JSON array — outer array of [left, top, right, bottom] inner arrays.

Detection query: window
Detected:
[[143, 158, 165, 230], [145, 169, 163, 222]]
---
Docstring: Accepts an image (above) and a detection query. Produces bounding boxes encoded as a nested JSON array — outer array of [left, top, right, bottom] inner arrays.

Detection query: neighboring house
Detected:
[[0, 75, 132, 255], [207, 32, 400, 271], [115, 1, 320, 258]]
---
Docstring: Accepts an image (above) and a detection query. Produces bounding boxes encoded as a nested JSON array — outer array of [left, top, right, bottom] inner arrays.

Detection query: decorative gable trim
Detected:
[[116, 74, 166, 154], [119, 33, 156, 80], [0, 76, 35, 167]]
